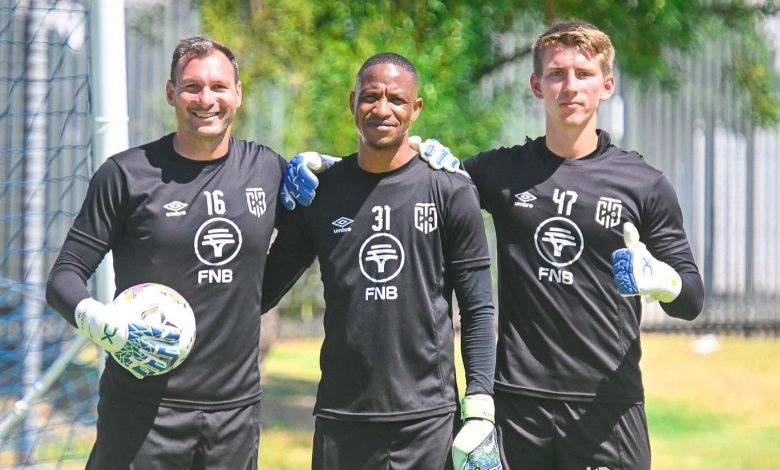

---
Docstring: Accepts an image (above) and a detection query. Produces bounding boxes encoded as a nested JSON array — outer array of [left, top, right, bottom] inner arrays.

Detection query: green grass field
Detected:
[[259, 333, 780, 469]]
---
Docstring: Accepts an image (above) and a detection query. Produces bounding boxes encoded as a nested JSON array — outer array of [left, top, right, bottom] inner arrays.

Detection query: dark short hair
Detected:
[[170, 36, 239, 83], [356, 52, 418, 85]]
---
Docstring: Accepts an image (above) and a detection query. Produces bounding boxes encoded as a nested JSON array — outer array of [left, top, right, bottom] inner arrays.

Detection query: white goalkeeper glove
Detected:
[[611, 222, 682, 303], [75, 298, 181, 379], [452, 394, 502, 470], [279, 151, 342, 210], [409, 136, 470, 177]]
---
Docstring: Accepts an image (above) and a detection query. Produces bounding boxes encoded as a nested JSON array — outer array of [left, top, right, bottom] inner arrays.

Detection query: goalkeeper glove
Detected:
[[279, 151, 342, 210], [409, 136, 470, 177], [75, 298, 181, 379], [611, 222, 682, 303], [452, 394, 502, 470]]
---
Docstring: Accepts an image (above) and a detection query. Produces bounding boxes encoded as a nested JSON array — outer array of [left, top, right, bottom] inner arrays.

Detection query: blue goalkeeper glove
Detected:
[[75, 298, 181, 379], [279, 151, 341, 210], [611, 222, 682, 303], [452, 394, 502, 470], [409, 136, 470, 177]]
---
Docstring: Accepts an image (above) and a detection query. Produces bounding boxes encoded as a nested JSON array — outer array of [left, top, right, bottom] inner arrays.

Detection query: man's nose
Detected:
[[197, 87, 215, 104], [561, 71, 577, 94], [373, 97, 391, 117]]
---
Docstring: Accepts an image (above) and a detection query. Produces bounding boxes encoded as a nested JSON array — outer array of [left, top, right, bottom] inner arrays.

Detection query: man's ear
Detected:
[[411, 97, 423, 121], [166, 80, 175, 106], [349, 90, 356, 116], [600, 74, 616, 101], [530, 73, 543, 99]]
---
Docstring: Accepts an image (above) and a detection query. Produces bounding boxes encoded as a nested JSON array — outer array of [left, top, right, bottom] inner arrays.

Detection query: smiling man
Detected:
[[47, 37, 287, 469], [261, 53, 498, 470]]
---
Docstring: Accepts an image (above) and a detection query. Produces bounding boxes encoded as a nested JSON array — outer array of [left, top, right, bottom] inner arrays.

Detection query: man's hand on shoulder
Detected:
[[279, 152, 341, 210], [409, 136, 470, 177]]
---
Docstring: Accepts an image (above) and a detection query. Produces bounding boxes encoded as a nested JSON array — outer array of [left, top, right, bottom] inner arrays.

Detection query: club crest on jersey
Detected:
[[414, 203, 438, 234], [163, 201, 188, 217], [359, 233, 405, 283], [194, 217, 243, 266], [514, 191, 536, 208], [534, 217, 584, 267], [245, 188, 266, 217], [595, 197, 622, 229]]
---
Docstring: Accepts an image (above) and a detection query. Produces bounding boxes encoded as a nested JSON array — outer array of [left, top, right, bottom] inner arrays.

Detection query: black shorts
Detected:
[[312, 413, 456, 470], [495, 391, 650, 470], [86, 395, 261, 470]]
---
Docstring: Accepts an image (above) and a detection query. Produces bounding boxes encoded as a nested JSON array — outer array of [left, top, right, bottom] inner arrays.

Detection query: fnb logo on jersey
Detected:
[[534, 217, 584, 286], [195, 218, 243, 284], [595, 197, 622, 229], [245, 188, 266, 217], [359, 233, 404, 282], [414, 203, 438, 234]]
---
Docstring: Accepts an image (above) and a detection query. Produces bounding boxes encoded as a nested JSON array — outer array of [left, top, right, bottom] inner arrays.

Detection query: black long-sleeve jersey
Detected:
[[46, 134, 287, 409], [262, 155, 495, 421], [463, 131, 703, 404]]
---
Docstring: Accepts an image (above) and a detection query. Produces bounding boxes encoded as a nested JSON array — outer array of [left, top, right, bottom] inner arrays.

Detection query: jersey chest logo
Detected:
[[595, 196, 623, 228], [194, 217, 243, 267], [245, 188, 266, 217], [534, 216, 584, 267], [414, 203, 438, 234], [359, 233, 405, 283]]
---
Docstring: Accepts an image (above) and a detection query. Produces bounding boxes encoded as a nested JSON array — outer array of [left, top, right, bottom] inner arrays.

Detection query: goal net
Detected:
[[0, 1, 97, 468]]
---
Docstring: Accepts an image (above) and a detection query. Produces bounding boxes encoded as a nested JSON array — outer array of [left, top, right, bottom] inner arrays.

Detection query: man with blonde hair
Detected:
[[460, 21, 703, 469]]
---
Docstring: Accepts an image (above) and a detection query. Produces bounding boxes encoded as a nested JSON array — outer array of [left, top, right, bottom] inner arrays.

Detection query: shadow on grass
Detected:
[[261, 374, 318, 432]]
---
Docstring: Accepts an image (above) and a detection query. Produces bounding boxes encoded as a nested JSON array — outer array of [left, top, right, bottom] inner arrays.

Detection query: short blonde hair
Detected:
[[532, 21, 615, 77]]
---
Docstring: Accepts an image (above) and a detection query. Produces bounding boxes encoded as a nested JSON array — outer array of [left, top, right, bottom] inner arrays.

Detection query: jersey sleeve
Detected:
[[641, 174, 704, 320], [45, 159, 126, 325], [442, 179, 491, 269], [442, 177, 495, 395], [453, 264, 496, 396], [261, 207, 317, 313]]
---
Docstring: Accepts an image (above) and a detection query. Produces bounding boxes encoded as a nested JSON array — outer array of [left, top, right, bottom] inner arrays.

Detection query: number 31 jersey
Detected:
[[263, 155, 491, 421]]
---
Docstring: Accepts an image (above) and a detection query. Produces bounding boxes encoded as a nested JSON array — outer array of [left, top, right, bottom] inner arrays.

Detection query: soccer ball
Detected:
[[112, 283, 197, 374]]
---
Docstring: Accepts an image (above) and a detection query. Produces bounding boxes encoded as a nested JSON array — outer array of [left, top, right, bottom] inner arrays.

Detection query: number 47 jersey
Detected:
[[464, 131, 701, 404], [263, 155, 491, 421]]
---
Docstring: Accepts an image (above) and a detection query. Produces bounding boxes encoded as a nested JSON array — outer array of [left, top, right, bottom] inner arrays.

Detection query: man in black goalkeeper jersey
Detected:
[[262, 53, 499, 470], [285, 22, 705, 470], [46, 37, 287, 469]]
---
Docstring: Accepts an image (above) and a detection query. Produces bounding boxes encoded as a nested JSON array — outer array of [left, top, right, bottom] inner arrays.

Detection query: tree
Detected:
[[198, 0, 778, 156]]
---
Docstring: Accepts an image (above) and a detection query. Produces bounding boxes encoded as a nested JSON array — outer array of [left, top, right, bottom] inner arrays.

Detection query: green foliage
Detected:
[[198, 0, 780, 156]]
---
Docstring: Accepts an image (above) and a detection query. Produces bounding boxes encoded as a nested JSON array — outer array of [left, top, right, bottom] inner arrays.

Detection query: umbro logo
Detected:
[[164, 201, 187, 217], [332, 216, 353, 233], [514, 192, 536, 208]]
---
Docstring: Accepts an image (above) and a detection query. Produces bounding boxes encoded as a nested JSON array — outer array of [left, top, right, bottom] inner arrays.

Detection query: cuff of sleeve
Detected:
[[461, 393, 495, 423]]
